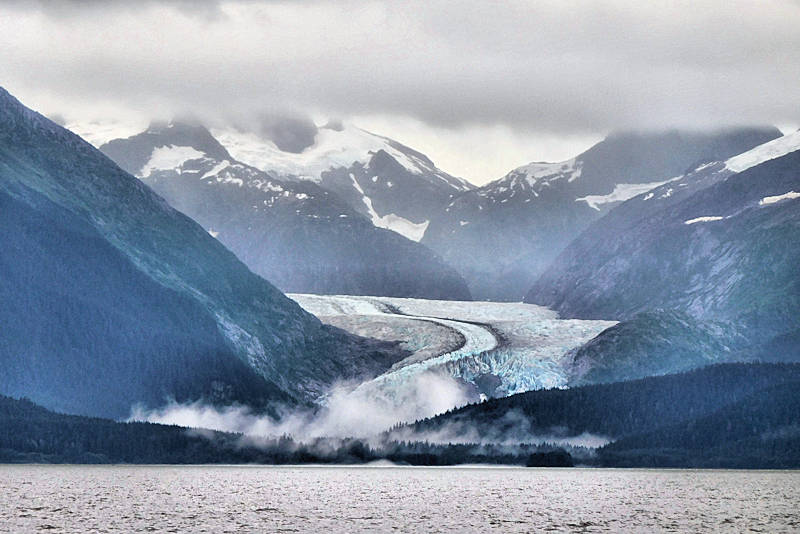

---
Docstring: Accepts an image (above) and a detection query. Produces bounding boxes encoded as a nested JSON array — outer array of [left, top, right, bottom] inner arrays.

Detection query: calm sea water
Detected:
[[1, 465, 798, 533]]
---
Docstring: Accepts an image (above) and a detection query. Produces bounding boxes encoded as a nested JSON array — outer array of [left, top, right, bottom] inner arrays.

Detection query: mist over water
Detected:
[[131, 369, 611, 451], [130, 370, 476, 441]]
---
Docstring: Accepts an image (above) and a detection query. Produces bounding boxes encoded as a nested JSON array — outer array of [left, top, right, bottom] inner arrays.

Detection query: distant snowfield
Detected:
[[577, 180, 675, 210], [212, 124, 471, 191], [725, 130, 800, 173], [64, 118, 149, 147], [289, 294, 615, 428]]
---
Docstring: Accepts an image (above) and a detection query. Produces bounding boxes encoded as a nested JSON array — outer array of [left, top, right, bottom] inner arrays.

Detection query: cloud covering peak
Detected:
[[2, 0, 798, 182]]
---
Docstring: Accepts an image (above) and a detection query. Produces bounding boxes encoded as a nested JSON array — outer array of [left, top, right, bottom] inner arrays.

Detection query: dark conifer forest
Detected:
[[3, 364, 799, 468]]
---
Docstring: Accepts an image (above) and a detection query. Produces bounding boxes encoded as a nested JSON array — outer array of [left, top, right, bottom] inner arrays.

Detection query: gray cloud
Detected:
[[4, 0, 227, 18], [1, 0, 798, 180], [248, 112, 319, 153]]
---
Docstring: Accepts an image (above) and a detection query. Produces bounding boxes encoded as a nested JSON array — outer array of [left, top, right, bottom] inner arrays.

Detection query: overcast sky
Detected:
[[2, 0, 799, 184]]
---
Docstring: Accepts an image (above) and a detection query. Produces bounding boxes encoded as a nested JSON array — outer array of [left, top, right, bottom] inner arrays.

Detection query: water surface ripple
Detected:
[[1, 465, 798, 533]]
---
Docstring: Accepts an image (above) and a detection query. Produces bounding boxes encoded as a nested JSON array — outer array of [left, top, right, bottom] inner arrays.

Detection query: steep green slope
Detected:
[[0, 87, 402, 417], [564, 310, 745, 385], [0, 184, 291, 417]]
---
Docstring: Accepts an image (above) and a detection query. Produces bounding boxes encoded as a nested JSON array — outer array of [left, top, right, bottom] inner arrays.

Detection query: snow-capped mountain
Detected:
[[213, 122, 473, 242], [422, 128, 782, 301], [0, 87, 408, 418], [100, 122, 472, 300], [527, 129, 800, 346]]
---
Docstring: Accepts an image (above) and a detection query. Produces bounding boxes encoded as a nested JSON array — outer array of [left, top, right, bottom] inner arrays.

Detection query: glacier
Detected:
[[290, 294, 615, 425]]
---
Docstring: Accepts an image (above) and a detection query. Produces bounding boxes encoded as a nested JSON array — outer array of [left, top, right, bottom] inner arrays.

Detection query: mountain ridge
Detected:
[[526, 131, 800, 328], [422, 127, 783, 300], [100, 121, 472, 300], [213, 123, 473, 242], [523, 131, 800, 384]]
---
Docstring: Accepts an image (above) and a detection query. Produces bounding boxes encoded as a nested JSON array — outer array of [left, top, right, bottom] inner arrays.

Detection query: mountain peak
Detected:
[[423, 126, 783, 301], [99, 120, 231, 176], [503, 158, 583, 190], [212, 122, 472, 191], [145, 120, 230, 160]]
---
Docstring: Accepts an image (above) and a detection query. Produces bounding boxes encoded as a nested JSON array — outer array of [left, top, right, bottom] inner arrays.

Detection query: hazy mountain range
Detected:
[[213, 120, 473, 242], [99, 121, 471, 300], [527, 130, 800, 383], [1, 84, 799, 468], [97, 113, 781, 306], [423, 128, 781, 300]]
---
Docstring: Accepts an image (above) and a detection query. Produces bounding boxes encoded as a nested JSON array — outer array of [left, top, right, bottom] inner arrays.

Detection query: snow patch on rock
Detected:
[[760, 191, 800, 206], [349, 172, 429, 241], [576, 180, 674, 210], [200, 159, 231, 180], [684, 216, 724, 225]]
